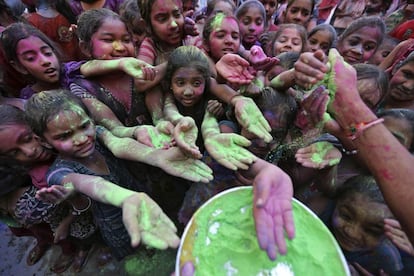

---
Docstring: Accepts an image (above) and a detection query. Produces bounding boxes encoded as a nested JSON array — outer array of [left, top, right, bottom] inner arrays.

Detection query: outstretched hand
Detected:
[[36, 184, 75, 204], [173, 116, 202, 159], [134, 125, 173, 149], [253, 163, 295, 260], [157, 147, 213, 183], [295, 141, 342, 169], [122, 193, 180, 249], [216, 54, 255, 85], [249, 45, 279, 71], [232, 96, 272, 143], [119, 57, 157, 81], [205, 133, 257, 170]]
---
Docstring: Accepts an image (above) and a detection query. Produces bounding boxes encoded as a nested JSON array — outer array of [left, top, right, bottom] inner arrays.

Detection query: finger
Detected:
[[181, 261, 195, 276], [215, 158, 237, 171], [283, 206, 295, 240], [253, 176, 271, 207], [141, 232, 169, 249], [124, 214, 142, 247], [231, 134, 252, 147]]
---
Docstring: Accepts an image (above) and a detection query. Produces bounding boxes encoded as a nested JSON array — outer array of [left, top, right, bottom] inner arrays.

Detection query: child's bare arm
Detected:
[[59, 174, 180, 249], [97, 126, 212, 183], [270, 68, 296, 90]]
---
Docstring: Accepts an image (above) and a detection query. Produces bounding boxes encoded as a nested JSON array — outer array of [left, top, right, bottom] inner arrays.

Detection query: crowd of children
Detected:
[[1, 0, 414, 274]]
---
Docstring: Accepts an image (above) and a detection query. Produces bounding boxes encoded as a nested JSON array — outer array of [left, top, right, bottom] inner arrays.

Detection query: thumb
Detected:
[[232, 133, 252, 147], [253, 175, 271, 207]]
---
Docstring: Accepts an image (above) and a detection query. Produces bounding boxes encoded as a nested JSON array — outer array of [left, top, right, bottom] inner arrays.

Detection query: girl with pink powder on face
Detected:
[[235, 0, 266, 50]]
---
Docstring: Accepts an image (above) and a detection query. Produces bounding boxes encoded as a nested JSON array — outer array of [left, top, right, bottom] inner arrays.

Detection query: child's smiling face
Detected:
[[88, 18, 135, 60], [150, 0, 185, 47], [171, 66, 206, 107], [273, 28, 303, 55], [337, 26, 381, 64], [43, 107, 96, 160], [0, 124, 52, 165], [206, 17, 241, 61], [331, 193, 392, 252]]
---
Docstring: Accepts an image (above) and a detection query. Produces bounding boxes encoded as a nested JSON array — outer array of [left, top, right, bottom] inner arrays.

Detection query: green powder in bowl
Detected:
[[176, 186, 349, 276]]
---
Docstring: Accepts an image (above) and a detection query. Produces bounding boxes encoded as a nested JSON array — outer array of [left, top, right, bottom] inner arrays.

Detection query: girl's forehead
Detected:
[[152, 0, 182, 9]]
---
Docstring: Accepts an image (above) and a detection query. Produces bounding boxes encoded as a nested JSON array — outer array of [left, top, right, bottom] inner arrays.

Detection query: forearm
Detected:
[[270, 69, 295, 90], [210, 77, 238, 104], [63, 174, 136, 208], [81, 98, 123, 130], [80, 59, 128, 77], [334, 103, 414, 242], [201, 111, 221, 140], [164, 93, 183, 125]]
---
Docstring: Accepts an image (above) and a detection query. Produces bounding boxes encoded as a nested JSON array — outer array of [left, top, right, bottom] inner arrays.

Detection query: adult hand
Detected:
[[293, 50, 328, 89], [122, 193, 181, 249], [35, 184, 74, 204], [249, 45, 279, 71], [231, 96, 272, 143], [384, 218, 414, 256], [216, 54, 255, 85], [253, 163, 295, 260], [295, 141, 342, 169], [157, 147, 213, 183], [119, 57, 156, 81], [205, 133, 257, 170], [173, 116, 202, 159]]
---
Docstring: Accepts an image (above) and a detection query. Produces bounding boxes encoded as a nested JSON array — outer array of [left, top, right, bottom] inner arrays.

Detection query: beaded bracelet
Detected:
[[348, 118, 384, 141], [72, 197, 91, 216]]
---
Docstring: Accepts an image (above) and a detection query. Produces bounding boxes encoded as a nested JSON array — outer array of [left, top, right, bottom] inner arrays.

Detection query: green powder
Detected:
[[188, 187, 348, 276]]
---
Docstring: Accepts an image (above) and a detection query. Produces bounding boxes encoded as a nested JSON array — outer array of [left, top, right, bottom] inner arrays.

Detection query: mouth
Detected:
[[77, 142, 94, 155], [44, 68, 57, 77], [222, 48, 235, 53], [344, 55, 360, 64], [333, 229, 360, 251]]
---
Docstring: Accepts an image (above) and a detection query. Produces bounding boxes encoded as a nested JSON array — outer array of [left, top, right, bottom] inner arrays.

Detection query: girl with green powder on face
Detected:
[[25, 89, 215, 260]]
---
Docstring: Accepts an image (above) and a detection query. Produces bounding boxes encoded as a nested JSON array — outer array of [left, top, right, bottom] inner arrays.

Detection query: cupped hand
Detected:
[[134, 125, 173, 149], [206, 100, 225, 118], [158, 147, 213, 183], [173, 116, 202, 159], [295, 141, 342, 169], [205, 133, 257, 170], [216, 54, 255, 85], [253, 163, 295, 260], [122, 193, 180, 249], [232, 96, 272, 143], [36, 184, 74, 204], [184, 12, 199, 36], [249, 45, 279, 71], [384, 218, 414, 256]]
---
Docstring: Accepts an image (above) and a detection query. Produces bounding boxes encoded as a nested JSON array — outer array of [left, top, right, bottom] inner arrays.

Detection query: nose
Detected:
[[170, 19, 178, 28], [39, 53, 51, 66], [21, 144, 37, 158], [183, 86, 193, 96], [342, 223, 360, 241], [351, 44, 363, 54], [402, 79, 414, 91], [224, 34, 233, 44], [112, 40, 126, 52], [73, 133, 88, 146]]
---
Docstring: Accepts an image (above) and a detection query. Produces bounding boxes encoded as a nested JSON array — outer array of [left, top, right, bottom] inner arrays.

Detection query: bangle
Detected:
[[72, 197, 91, 216], [348, 118, 384, 141]]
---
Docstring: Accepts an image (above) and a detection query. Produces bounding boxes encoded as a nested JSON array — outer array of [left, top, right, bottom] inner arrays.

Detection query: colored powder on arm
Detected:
[[189, 188, 347, 275]]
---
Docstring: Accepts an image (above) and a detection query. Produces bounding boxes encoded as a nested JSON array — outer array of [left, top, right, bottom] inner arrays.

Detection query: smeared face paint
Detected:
[[337, 27, 380, 64], [284, 0, 312, 26], [357, 78, 381, 110], [0, 124, 52, 165], [89, 18, 135, 60], [16, 36, 60, 84], [259, 0, 278, 21], [388, 61, 414, 102], [238, 6, 265, 48], [43, 107, 96, 160], [207, 16, 241, 61], [273, 28, 303, 56], [306, 29, 331, 54], [383, 116, 414, 150], [171, 67, 206, 107], [331, 193, 392, 252], [150, 0, 184, 47]]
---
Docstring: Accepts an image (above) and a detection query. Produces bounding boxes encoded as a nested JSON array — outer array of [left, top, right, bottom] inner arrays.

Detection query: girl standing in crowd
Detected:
[[235, 0, 266, 50], [271, 23, 307, 56], [306, 23, 337, 54]]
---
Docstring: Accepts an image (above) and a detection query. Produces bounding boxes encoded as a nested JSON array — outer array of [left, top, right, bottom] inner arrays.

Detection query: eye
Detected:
[[122, 36, 132, 43], [173, 11, 182, 18], [231, 33, 240, 40], [255, 18, 263, 26], [81, 121, 91, 129], [23, 54, 36, 62], [175, 79, 185, 86], [193, 80, 203, 87], [215, 31, 225, 39], [381, 51, 391, 58], [242, 18, 251, 25], [156, 15, 168, 23], [338, 208, 352, 221], [364, 43, 376, 51]]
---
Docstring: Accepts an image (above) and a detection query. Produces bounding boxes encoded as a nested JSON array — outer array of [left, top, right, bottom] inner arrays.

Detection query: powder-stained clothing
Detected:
[[68, 0, 124, 16], [47, 139, 148, 260]]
